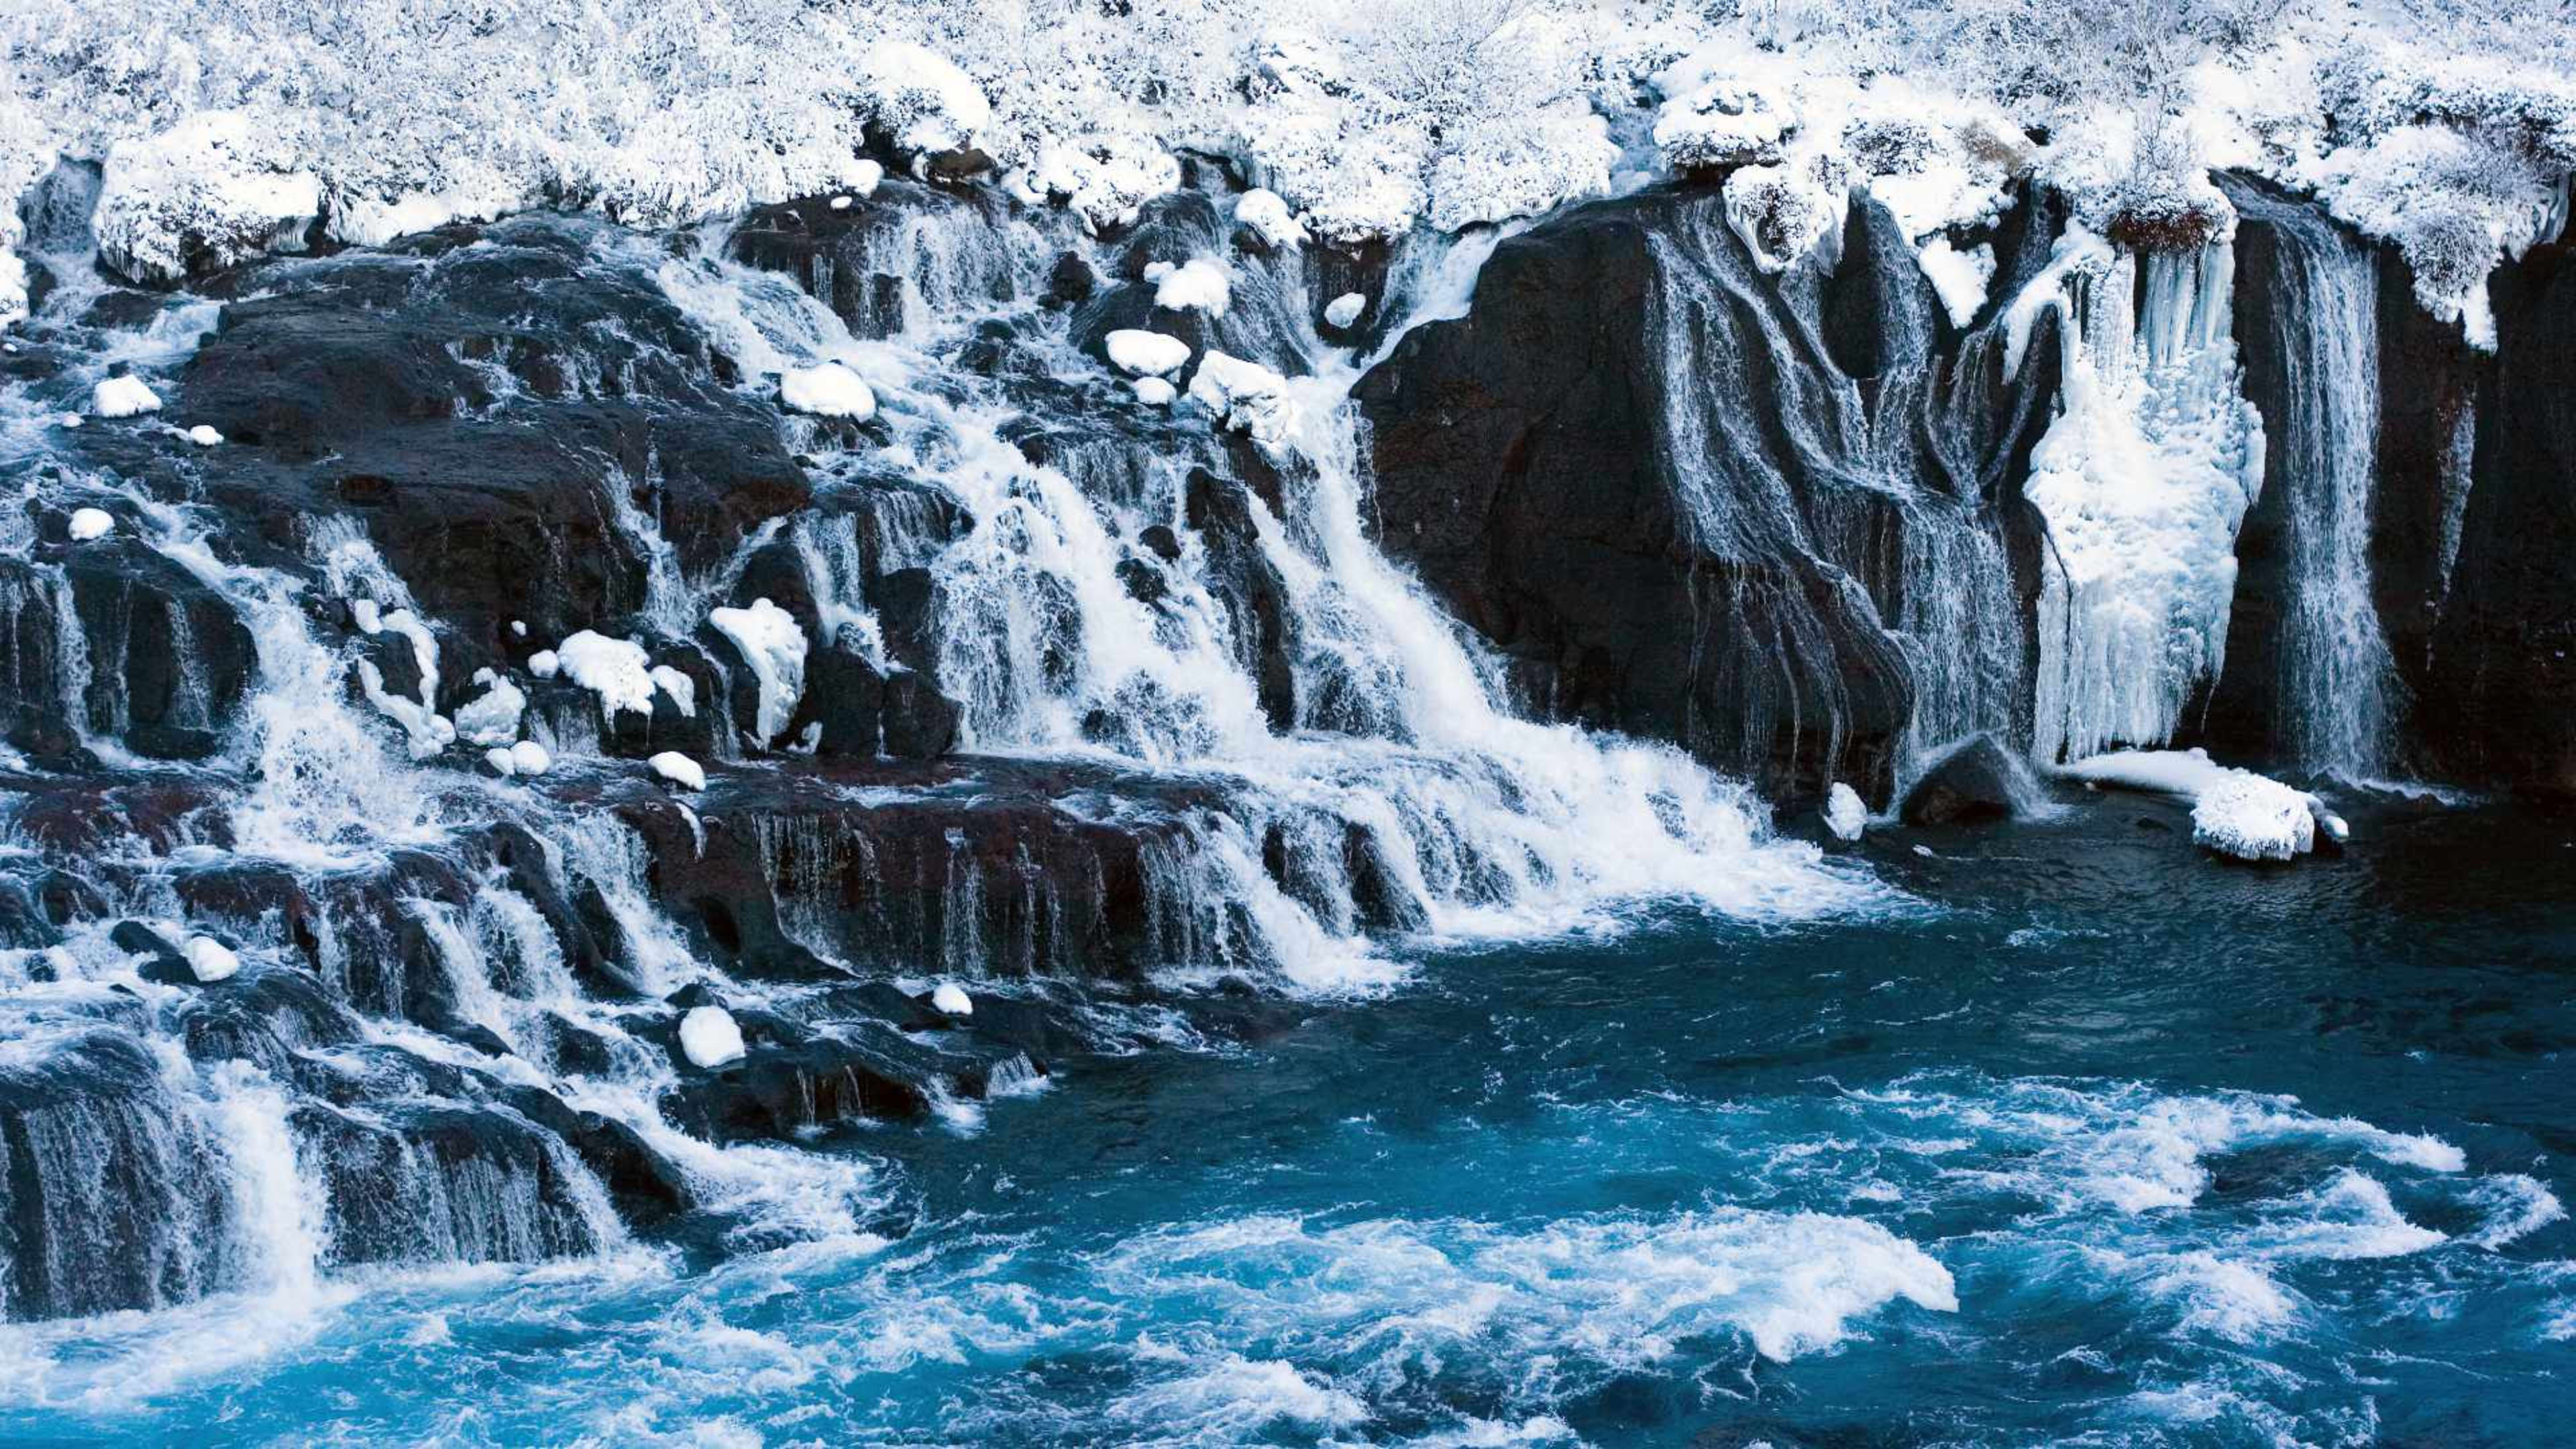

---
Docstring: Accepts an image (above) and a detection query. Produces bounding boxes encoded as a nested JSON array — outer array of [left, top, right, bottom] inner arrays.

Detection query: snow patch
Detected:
[[1187, 350, 1299, 450], [451, 669, 525, 749], [1324, 292, 1367, 329], [779, 362, 875, 421], [182, 936, 240, 983], [508, 739, 551, 777], [710, 598, 809, 746], [1153, 258, 1231, 316], [556, 631, 655, 719], [1234, 189, 1307, 250], [931, 982, 973, 1017], [679, 1005, 745, 1068], [67, 507, 113, 542]]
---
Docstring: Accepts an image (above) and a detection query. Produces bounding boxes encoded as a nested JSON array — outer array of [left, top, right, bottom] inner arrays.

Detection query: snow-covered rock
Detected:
[[94, 111, 321, 286], [528, 649, 561, 680], [780, 362, 876, 421], [1823, 783, 1868, 843], [1723, 158, 1848, 274], [91, 375, 162, 418], [1105, 329, 1191, 378], [648, 751, 705, 791], [1428, 102, 1617, 233], [1031, 134, 1179, 233], [860, 42, 991, 164], [1187, 350, 1299, 449], [185, 424, 223, 446], [182, 936, 240, 983], [1132, 376, 1177, 407], [453, 669, 527, 748], [67, 508, 113, 542], [557, 632, 655, 718], [1153, 258, 1231, 315], [1323, 292, 1367, 329], [483, 746, 519, 777], [2059, 749, 2343, 863], [1654, 80, 1796, 173], [678, 1005, 746, 1068], [1234, 188, 1307, 250], [1915, 237, 1996, 328], [710, 598, 809, 745], [508, 740, 552, 777], [930, 981, 973, 1016]]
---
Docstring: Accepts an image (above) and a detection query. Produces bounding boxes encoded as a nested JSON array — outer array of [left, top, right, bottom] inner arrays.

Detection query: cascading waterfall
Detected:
[[2010, 229, 2266, 764], [0, 168, 1892, 1345], [2231, 191, 2401, 775]]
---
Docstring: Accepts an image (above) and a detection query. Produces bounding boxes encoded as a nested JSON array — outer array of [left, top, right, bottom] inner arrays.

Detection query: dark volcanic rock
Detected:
[[1900, 733, 2027, 826], [1356, 185, 2055, 801]]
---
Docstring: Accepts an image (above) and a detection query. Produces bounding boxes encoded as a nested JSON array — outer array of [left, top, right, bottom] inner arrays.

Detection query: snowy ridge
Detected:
[[0, 3, 2565, 348]]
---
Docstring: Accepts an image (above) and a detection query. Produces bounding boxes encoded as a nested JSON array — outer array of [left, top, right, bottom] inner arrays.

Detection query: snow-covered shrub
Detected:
[[1724, 151, 1849, 273], [1654, 80, 1796, 173]]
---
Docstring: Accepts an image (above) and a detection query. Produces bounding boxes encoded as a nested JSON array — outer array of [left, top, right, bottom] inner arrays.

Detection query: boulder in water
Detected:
[[1901, 736, 2025, 826], [678, 1005, 746, 1069]]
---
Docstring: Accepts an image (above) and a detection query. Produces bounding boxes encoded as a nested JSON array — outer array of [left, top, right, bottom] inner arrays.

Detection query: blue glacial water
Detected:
[[1, 789, 2569, 1447]]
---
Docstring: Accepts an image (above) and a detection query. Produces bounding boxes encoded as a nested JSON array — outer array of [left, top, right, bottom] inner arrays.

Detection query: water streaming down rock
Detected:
[[1358, 184, 2055, 802], [0, 163, 1892, 1330], [2206, 183, 2401, 776]]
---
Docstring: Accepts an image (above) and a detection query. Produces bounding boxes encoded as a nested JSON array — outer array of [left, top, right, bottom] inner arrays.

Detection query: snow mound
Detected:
[[1427, 101, 1617, 233], [67, 507, 113, 542], [678, 1005, 745, 1068], [91, 375, 162, 418], [94, 111, 321, 286], [1187, 350, 1299, 451], [1323, 292, 1366, 329], [649, 665, 696, 718], [528, 649, 560, 680], [648, 751, 705, 792], [183, 936, 240, 983], [780, 362, 875, 421], [710, 598, 809, 746], [1724, 157, 1849, 274], [2192, 773, 2318, 862], [483, 747, 519, 777], [1823, 784, 1868, 843], [185, 424, 222, 446], [931, 982, 973, 1016], [1234, 189, 1306, 251], [1132, 376, 1177, 407], [1152, 258, 1230, 316], [1106, 329, 1190, 378], [508, 740, 551, 777], [1915, 237, 1996, 327], [557, 631, 656, 718]]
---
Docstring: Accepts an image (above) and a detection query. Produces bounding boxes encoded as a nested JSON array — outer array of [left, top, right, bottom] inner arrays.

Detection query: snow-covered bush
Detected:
[[94, 110, 321, 285]]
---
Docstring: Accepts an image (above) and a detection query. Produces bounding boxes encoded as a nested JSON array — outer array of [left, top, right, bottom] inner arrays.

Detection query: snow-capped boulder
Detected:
[[1323, 292, 1367, 329], [67, 507, 113, 542], [930, 981, 973, 1016], [508, 740, 553, 777], [185, 424, 223, 446], [2191, 773, 2317, 862], [1723, 158, 1847, 274], [650, 665, 696, 717], [1428, 102, 1617, 233], [678, 1005, 746, 1068], [648, 751, 705, 791], [483, 746, 519, 777], [1132, 376, 1177, 407], [453, 669, 527, 748], [1823, 783, 1868, 842], [529, 649, 561, 680], [780, 362, 876, 421], [94, 111, 321, 286], [860, 42, 992, 167], [1654, 81, 1795, 174], [710, 598, 809, 745], [182, 935, 240, 983], [92, 374, 162, 418], [1234, 188, 1307, 251], [1105, 329, 1191, 378]]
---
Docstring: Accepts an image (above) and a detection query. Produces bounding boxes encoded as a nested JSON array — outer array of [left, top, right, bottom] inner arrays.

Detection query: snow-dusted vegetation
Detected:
[[0, 1, 2565, 339]]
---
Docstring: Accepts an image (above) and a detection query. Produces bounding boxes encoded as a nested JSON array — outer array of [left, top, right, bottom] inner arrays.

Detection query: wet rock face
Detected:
[[2422, 237, 2576, 796], [1357, 185, 2053, 801], [1900, 733, 2024, 826], [166, 217, 812, 659]]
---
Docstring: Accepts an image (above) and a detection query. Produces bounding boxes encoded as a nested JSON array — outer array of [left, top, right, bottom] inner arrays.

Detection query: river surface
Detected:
[[3, 788, 2569, 1448]]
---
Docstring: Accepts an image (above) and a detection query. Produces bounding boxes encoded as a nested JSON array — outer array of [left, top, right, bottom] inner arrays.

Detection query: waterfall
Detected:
[[2235, 194, 2400, 776]]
